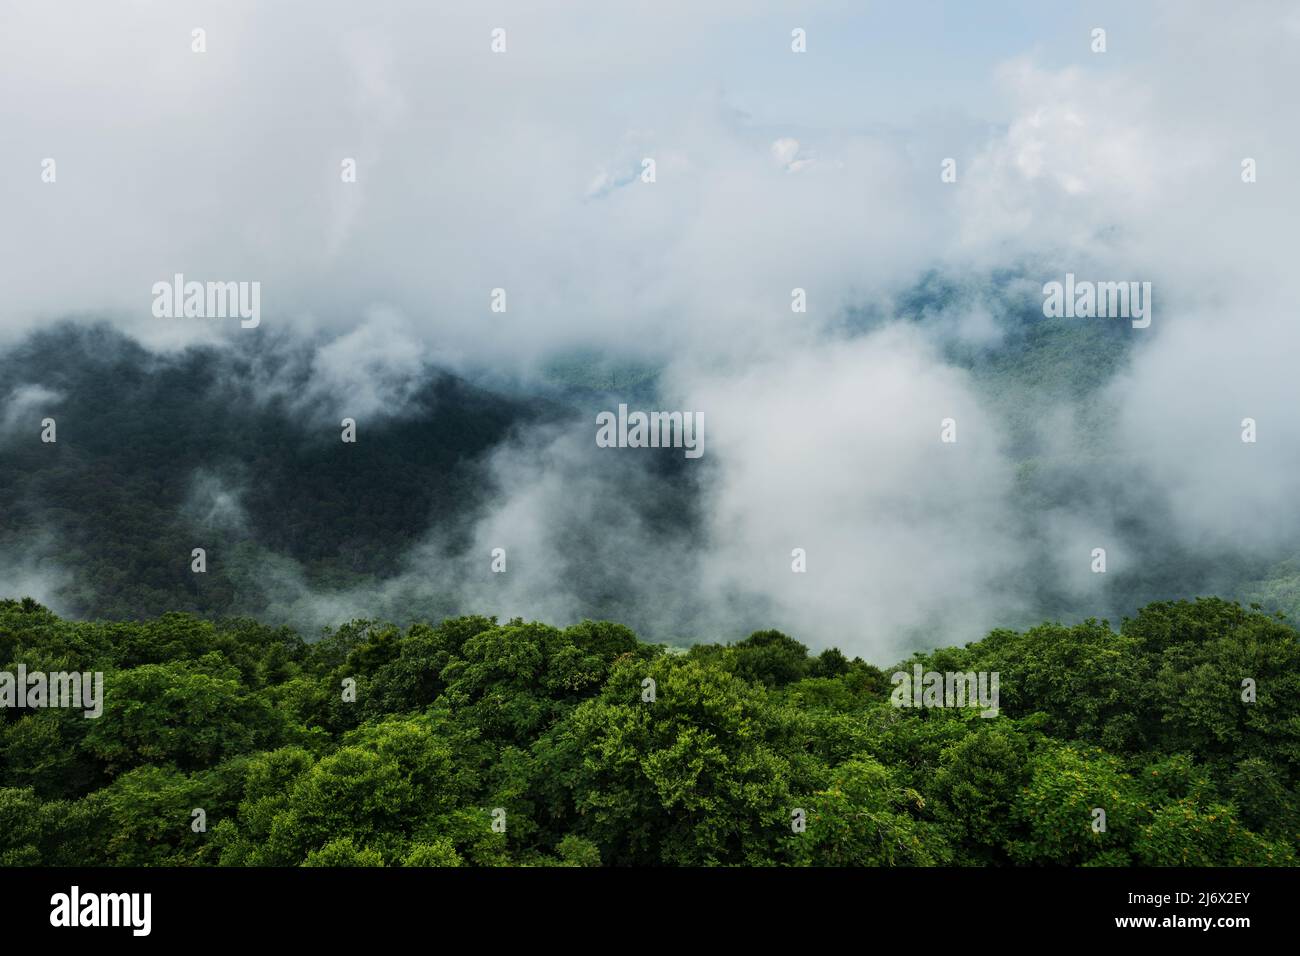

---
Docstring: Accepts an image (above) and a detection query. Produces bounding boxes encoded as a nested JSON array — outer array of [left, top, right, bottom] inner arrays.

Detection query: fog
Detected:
[[2, 1, 1298, 658]]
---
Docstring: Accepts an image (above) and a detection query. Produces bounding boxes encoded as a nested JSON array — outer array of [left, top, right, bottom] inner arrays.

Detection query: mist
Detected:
[[2, 1, 1299, 660]]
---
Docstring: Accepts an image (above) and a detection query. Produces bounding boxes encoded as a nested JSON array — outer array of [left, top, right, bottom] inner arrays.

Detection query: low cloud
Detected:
[[1, 1, 1298, 659]]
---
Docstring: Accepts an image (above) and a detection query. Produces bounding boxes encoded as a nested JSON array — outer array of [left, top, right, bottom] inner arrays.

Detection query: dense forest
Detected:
[[4, 299, 1299, 868], [0, 323, 698, 633], [2, 595, 1297, 866], [5, 301, 1300, 645]]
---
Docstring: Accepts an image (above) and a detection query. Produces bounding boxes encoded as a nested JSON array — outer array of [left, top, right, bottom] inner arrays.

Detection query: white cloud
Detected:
[[3, 0, 1299, 652]]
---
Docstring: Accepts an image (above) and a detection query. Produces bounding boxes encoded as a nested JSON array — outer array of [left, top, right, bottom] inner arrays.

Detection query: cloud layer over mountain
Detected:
[[2, 1, 1298, 657]]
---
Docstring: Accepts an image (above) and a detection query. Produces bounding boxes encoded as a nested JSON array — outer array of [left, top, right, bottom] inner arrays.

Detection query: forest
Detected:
[[2, 594, 1296, 866], [6, 309, 1299, 647]]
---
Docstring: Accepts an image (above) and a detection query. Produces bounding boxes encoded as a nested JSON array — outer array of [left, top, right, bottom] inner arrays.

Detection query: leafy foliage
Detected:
[[1, 596, 1296, 866]]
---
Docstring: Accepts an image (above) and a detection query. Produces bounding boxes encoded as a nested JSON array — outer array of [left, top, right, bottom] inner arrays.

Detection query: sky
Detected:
[[0, 0, 1201, 358], [2, 0, 1299, 658]]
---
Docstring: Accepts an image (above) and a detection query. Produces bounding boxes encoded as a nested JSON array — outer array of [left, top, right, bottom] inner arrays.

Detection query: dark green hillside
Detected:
[[3, 294, 1298, 635], [0, 325, 558, 621]]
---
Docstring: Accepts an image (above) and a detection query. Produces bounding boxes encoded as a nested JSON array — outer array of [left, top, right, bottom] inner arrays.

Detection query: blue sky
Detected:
[[599, 1, 1159, 129]]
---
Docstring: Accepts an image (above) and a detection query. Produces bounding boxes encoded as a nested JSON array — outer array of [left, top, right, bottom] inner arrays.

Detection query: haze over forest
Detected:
[[3, 0, 1299, 664]]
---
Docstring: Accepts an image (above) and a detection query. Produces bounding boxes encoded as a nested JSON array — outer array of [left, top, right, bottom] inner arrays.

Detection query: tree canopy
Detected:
[[1, 596, 1296, 866]]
